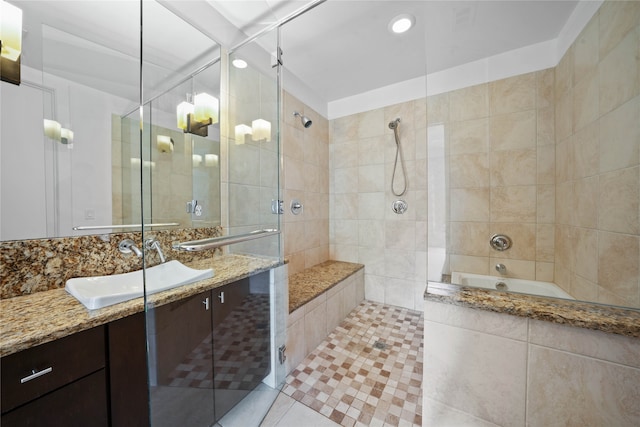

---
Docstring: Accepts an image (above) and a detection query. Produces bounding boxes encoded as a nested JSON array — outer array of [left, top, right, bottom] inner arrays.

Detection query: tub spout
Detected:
[[495, 263, 506, 274]]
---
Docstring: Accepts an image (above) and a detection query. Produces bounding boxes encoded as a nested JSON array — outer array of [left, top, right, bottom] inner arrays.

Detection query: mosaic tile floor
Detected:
[[283, 301, 423, 427]]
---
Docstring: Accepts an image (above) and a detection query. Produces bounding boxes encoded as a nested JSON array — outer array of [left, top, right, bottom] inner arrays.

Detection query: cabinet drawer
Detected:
[[1, 369, 108, 427], [1, 325, 106, 413]]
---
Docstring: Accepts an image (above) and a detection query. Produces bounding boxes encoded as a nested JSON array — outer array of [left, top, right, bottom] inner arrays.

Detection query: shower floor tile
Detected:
[[282, 300, 423, 427]]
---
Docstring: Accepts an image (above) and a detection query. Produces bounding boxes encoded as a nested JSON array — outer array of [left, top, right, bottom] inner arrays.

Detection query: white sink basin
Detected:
[[65, 260, 214, 310]]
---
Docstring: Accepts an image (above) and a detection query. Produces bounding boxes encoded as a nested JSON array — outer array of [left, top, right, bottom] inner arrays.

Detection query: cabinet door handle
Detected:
[[21, 367, 53, 384], [203, 297, 210, 310], [218, 291, 225, 304]]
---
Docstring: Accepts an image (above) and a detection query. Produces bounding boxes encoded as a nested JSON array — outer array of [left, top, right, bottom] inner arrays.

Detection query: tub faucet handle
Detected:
[[495, 263, 506, 274]]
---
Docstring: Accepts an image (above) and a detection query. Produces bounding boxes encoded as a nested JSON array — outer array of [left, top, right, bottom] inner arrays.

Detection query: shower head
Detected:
[[294, 111, 312, 128], [388, 118, 401, 129]]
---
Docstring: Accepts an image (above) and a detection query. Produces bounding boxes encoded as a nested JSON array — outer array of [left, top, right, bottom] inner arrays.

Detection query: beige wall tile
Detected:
[[574, 175, 599, 229], [599, 96, 640, 173], [385, 221, 416, 251], [358, 164, 385, 192], [358, 135, 385, 166], [449, 255, 489, 275], [555, 45, 574, 99], [535, 262, 555, 282], [450, 222, 490, 256], [490, 186, 537, 223], [536, 224, 555, 262], [599, 27, 640, 115], [427, 93, 449, 124], [537, 185, 555, 224], [450, 188, 490, 222], [571, 274, 598, 302], [331, 142, 358, 170], [573, 69, 599, 131], [555, 93, 574, 144], [537, 144, 556, 185], [555, 181, 574, 225], [529, 318, 640, 368], [357, 108, 385, 139], [598, 166, 639, 234], [527, 345, 640, 426], [449, 153, 489, 188], [573, 121, 599, 179], [450, 84, 489, 122], [598, 0, 640, 59], [537, 105, 556, 147], [598, 230, 640, 302], [490, 149, 536, 186], [536, 68, 555, 109], [331, 114, 358, 143], [449, 118, 489, 155], [490, 110, 537, 151], [489, 72, 536, 115], [423, 300, 528, 341], [423, 320, 527, 426], [573, 15, 600, 84], [490, 223, 536, 261], [574, 227, 599, 283]]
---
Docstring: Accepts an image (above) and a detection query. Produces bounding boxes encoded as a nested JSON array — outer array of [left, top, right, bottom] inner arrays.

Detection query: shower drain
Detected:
[[373, 340, 387, 350]]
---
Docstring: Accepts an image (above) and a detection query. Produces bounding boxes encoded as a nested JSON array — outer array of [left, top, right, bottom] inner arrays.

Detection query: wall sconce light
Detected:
[[44, 119, 74, 144], [234, 123, 252, 145], [251, 119, 271, 142], [0, 0, 22, 85], [205, 154, 219, 167], [176, 92, 218, 137], [157, 135, 174, 153]]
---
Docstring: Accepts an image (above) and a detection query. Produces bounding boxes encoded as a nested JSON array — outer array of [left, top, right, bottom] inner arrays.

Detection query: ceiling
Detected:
[[213, 0, 579, 104]]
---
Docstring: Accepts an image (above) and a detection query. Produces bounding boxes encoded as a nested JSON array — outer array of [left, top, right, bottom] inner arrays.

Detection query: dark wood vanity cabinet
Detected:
[[0, 326, 109, 426]]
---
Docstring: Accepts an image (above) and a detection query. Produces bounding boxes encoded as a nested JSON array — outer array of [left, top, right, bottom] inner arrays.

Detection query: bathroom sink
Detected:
[[65, 260, 214, 310]]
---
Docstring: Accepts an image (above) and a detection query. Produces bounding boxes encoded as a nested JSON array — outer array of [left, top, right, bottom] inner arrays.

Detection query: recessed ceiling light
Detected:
[[232, 58, 247, 69], [389, 14, 415, 34]]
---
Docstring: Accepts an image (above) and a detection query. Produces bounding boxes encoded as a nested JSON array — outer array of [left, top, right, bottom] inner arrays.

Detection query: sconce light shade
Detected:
[[1, 1, 22, 61], [205, 154, 219, 167], [234, 124, 252, 145], [60, 128, 74, 145], [192, 154, 202, 167], [0, 0, 22, 85], [251, 119, 271, 142], [44, 119, 62, 140], [176, 101, 194, 131], [157, 135, 174, 153], [194, 92, 219, 124]]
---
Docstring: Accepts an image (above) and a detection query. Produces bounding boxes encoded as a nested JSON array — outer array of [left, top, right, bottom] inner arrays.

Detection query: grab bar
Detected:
[[72, 222, 180, 231], [172, 229, 279, 252]]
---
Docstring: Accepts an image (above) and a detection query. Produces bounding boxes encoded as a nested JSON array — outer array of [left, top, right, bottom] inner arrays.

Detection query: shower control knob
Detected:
[[392, 199, 408, 215], [490, 234, 512, 251]]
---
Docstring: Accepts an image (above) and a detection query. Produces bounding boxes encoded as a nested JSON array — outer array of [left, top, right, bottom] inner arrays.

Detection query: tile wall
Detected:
[[329, 100, 428, 311], [554, 1, 640, 307], [282, 92, 330, 275], [427, 69, 556, 283], [423, 299, 640, 426]]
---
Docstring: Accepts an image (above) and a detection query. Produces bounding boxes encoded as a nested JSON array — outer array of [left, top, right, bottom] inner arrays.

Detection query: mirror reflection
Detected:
[[0, 0, 221, 241]]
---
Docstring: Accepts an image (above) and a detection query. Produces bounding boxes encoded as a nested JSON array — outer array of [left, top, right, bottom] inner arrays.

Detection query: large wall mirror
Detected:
[[0, 0, 221, 241]]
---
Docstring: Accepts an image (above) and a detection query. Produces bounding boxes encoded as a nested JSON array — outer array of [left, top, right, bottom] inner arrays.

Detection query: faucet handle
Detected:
[[119, 239, 142, 257]]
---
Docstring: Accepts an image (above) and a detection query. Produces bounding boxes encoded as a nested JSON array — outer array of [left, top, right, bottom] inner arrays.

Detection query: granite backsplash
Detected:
[[1, 226, 223, 299]]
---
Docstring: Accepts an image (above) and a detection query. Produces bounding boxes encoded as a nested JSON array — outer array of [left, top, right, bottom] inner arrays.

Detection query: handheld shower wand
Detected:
[[389, 118, 407, 196]]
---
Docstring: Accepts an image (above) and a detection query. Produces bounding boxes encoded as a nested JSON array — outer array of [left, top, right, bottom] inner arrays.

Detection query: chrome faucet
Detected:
[[145, 238, 166, 263], [119, 239, 142, 257], [495, 263, 506, 275]]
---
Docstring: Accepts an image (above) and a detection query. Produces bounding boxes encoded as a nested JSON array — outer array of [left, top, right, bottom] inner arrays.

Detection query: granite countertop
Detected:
[[425, 281, 640, 338], [288, 260, 364, 313], [0, 254, 282, 357]]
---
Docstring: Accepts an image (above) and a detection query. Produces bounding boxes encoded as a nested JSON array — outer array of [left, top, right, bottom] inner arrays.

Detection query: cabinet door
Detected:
[[212, 273, 271, 421], [146, 290, 215, 427], [108, 312, 150, 427]]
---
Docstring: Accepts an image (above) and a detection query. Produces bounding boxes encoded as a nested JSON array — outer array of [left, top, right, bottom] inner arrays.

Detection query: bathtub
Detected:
[[451, 272, 574, 300]]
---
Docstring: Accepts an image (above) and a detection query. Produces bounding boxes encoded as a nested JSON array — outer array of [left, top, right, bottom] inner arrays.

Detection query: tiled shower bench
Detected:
[[285, 260, 364, 373]]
